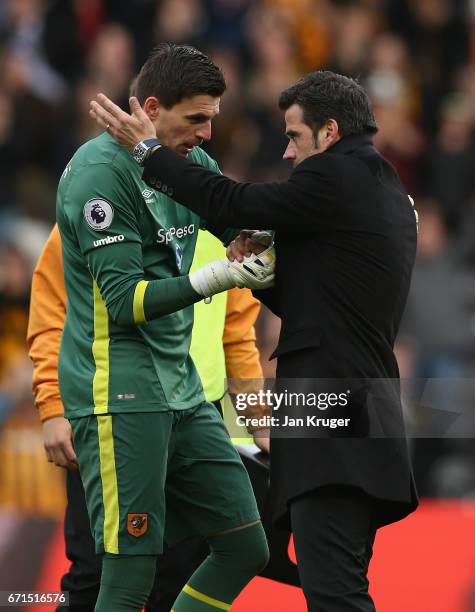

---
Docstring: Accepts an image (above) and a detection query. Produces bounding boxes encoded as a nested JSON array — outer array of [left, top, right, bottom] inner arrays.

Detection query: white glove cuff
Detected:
[[189, 259, 237, 297]]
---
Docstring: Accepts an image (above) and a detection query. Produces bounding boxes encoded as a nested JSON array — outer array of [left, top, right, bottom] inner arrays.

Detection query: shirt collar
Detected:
[[326, 133, 374, 155]]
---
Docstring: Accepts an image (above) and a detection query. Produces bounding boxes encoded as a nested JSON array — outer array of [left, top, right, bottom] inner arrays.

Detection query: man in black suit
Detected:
[[91, 70, 419, 611]]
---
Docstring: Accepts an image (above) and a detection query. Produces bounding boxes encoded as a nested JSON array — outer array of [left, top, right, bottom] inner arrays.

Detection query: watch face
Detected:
[[132, 142, 148, 165]]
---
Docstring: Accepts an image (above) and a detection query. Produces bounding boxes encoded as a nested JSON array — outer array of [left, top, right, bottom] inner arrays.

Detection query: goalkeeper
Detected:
[[55, 43, 271, 612]]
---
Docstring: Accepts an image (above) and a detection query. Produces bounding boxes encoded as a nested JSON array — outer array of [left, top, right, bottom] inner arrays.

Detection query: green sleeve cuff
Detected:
[[143, 275, 202, 321]]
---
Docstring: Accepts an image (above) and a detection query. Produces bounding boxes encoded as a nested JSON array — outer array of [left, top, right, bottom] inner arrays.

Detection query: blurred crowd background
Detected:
[[0, 0, 475, 536]]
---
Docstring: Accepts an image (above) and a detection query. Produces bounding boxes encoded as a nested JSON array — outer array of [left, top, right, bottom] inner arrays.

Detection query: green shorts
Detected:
[[70, 402, 260, 555]]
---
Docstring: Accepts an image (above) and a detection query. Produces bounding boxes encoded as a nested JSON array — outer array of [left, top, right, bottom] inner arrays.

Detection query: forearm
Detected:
[[29, 343, 65, 422], [224, 288, 270, 432], [142, 146, 329, 230], [28, 322, 65, 422], [29, 328, 65, 421], [224, 288, 262, 380], [143, 148, 273, 228], [108, 275, 202, 325], [143, 276, 201, 320]]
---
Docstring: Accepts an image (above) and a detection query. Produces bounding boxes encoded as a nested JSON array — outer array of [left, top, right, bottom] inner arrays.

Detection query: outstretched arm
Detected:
[[90, 94, 338, 232]]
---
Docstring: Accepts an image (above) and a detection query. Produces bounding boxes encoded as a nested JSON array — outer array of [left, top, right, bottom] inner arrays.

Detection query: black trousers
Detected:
[[57, 468, 208, 612], [290, 485, 377, 612]]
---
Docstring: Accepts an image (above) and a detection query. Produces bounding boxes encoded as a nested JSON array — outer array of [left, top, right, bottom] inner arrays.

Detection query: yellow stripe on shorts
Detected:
[[183, 585, 231, 610], [97, 415, 120, 554], [133, 280, 149, 325], [92, 281, 110, 415]]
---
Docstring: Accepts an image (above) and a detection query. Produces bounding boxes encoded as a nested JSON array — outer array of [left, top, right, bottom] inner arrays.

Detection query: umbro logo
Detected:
[[142, 188, 155, 203], [93, 234, 124, 248]]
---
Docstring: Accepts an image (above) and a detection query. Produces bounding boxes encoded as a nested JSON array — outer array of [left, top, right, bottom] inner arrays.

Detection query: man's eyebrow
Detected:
[[185, 111, 219, 121]]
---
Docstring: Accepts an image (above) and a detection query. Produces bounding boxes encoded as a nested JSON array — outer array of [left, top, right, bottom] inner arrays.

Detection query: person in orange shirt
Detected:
[[27, 224, 269, 612]]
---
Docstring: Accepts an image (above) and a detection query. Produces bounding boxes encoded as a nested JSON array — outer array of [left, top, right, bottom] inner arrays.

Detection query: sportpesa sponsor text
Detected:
[[157, 224, 195, 244], [93, 224, 196, 248]]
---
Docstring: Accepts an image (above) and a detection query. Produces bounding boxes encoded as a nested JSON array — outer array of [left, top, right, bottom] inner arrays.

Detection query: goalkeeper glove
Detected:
[[189, 245, 276, 298]]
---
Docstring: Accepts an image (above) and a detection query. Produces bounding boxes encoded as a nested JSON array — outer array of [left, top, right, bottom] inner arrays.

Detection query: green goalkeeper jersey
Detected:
[[57, 133, 221, 419]]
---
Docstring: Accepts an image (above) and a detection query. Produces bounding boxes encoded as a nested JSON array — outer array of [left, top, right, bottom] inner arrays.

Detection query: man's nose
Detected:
[[196, 121, 212, 142], [282, 143, 295, 160]]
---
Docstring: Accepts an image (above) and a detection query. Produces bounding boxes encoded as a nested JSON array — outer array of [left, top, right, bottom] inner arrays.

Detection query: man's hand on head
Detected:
[[90, 94, 156, 152], [42, 416, 78, 470]]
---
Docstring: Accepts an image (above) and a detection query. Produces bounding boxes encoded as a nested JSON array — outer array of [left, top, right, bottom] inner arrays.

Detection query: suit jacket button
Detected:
[[167, 187, 174, 196], [155, 180, 162, 189], [161, 184, 168, 193], [148, 176, 157, 187]]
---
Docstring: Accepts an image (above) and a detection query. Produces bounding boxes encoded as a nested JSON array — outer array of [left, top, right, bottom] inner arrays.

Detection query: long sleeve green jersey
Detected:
[[56, 133, 221, 418]]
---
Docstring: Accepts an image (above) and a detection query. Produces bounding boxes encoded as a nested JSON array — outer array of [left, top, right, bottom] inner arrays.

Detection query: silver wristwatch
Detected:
[[132, 138, 161, 166]]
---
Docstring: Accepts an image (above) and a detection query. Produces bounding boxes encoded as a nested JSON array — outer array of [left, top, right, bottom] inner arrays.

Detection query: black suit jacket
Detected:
[[144, 134, 419, 527]]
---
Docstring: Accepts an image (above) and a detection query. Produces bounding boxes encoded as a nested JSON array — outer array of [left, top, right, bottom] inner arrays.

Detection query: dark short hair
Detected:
[[278, 71, 378, 137], [135, 43, 226, 108]]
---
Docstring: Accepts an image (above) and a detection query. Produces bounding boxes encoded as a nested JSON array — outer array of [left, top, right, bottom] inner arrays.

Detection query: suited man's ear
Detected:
[[323, 119, 340, 148]]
